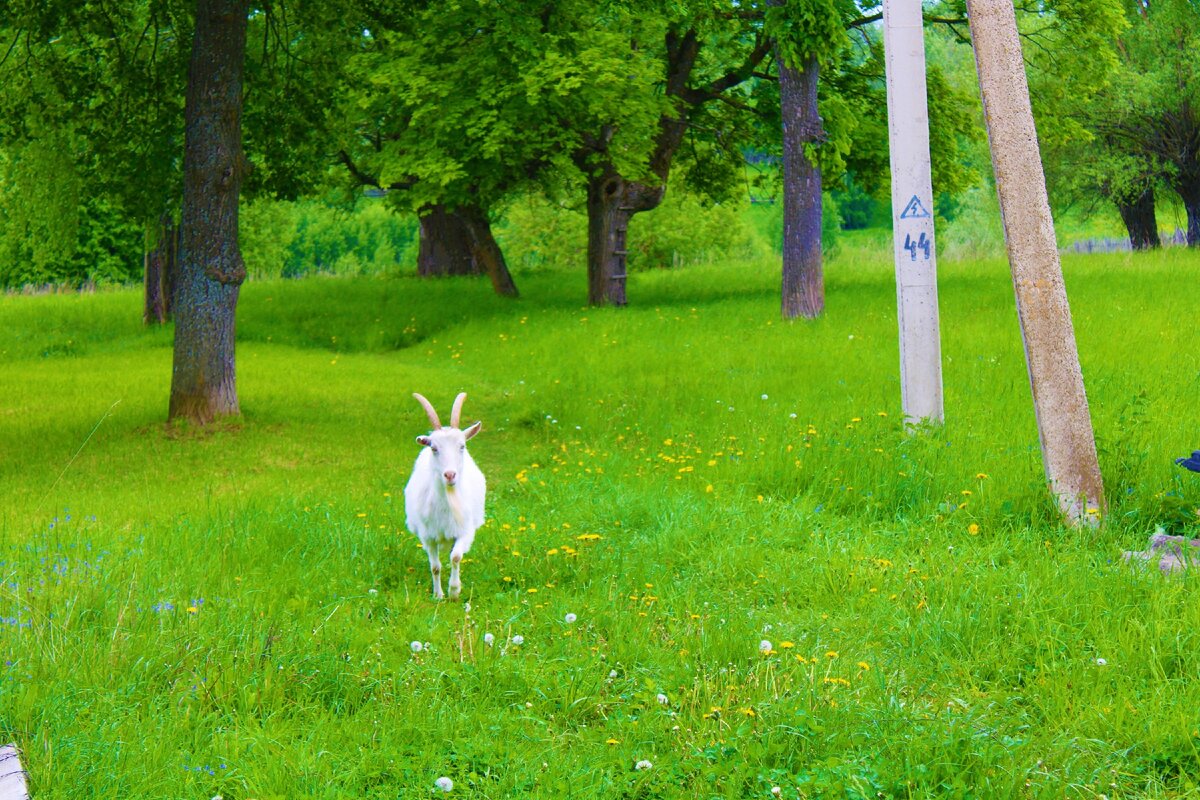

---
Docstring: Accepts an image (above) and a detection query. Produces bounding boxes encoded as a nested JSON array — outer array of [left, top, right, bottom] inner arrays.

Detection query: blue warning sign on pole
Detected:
[[899, 195, 932, 219]]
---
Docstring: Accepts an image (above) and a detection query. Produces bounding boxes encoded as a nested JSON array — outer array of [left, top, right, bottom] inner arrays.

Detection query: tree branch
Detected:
[[338, 149, 382, 189], [704, 33, 772, 97], [0, 29, 21, 70], [847, 12, 882, 28]]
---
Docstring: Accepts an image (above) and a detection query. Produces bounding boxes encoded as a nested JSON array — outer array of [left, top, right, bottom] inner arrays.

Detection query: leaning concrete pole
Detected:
[[0, 744, 29, 800], [966, 0, 1105, 525], [884, 0, 944, 425]]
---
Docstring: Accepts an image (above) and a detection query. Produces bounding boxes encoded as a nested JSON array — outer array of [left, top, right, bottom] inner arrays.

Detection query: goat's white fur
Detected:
[[404, 392, 486, 600]]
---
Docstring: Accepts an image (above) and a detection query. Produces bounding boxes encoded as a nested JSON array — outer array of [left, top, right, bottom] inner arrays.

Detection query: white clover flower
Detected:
[[656, 693, 668, 705], [1096, 657, 1108, 666], [772, 787, 782, 797], [635, 759, 653, 771], [609, 669, 618, 679], [759, 639, 773, 654], [410, 641, 423, 653], [435, 776, 454, 792], [483, 632, 495, 646], [564, 613, 577, 624], [511, 634, 524, 645], [463, 602, 471, 613], [761, 394, 769, 400]]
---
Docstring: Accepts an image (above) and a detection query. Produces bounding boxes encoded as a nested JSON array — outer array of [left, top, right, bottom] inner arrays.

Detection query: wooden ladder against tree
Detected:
[[611, 206, 634, 284], [0, 745, 30, 800]]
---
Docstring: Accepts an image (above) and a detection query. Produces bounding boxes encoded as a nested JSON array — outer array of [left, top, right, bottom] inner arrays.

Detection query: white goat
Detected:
[[404, 392, 486, 600]]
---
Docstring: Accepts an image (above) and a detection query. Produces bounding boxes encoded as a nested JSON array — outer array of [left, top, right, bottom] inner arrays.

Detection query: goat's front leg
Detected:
[[424, 542, 444, 599], [448, 541, 469, 600]]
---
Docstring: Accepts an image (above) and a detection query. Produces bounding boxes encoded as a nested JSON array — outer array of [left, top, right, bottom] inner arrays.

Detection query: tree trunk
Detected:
[[967, 0, 1105, 526], [584, 171, 665, 307], [418, 204, 480, 277], [778, 52, 825, 319], [144, 248, 166, 325], [1174, 179, 1200, 247], [460, 205, 519, 297], [168, 0, 249, 424], [1116, 185, 1160, 250], [143, 216, 179, 325]]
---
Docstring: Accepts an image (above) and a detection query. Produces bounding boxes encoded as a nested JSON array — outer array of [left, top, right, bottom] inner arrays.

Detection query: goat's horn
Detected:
[[449, 392, 467, 428], [412, 392, 441, 429]]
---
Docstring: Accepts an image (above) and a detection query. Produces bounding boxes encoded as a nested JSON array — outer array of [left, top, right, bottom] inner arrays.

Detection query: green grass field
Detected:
[[2, 245, 1199, 798]]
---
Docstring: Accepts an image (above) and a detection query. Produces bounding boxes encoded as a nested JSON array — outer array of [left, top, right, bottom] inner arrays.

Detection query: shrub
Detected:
[[497, 186, 774, 273]]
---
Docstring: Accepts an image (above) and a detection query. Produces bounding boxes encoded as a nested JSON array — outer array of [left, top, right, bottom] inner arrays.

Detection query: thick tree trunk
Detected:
[[1116, 186, 1160, 250], [779, 53, 825, 319], [586, 174, 633, 307], [1174, 180, 1200, 247], [143, 216, 179, 325], [584, 171, 665, 307], [460, 205, 518, 297], [168, 0, 249, 424], [418, 204, 480, 277]]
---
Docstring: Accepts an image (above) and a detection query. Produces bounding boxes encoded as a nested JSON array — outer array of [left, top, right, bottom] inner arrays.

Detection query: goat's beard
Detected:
[[445, 484, 465, 526]]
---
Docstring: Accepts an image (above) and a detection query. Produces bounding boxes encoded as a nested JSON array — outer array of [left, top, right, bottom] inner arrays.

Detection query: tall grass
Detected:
[[1, 246, 1198, 798]]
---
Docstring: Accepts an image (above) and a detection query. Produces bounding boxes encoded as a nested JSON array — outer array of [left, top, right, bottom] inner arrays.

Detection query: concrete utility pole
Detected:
[[0, 744, 29, 800], [883, 0, 944, 425], [966, 0, 1106, 525]]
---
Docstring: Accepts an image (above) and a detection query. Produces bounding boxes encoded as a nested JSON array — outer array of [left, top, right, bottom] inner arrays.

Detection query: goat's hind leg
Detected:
[[424, 541, 444, 600]]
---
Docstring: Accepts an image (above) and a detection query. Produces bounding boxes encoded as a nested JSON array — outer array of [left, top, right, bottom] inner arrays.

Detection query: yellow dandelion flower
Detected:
[[826, 651, 838, 659], [546, 549, 559, 556], [705, 485, 714, 493], [606, 738, 620, 745], [968, 523, 980, 535], [740, 708, 756, 717], [779, 641, 795, 649], [857, 661, 870, 671], [976, 473, 988, 480]]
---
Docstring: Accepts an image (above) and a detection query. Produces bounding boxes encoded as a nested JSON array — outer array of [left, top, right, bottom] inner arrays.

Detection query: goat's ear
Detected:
[[416, 435, 431, 447], [463, 421, 482, 440]]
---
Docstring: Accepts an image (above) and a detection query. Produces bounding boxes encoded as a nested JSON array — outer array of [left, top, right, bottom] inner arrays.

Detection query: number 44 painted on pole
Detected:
[[903, 232, 931, 261]]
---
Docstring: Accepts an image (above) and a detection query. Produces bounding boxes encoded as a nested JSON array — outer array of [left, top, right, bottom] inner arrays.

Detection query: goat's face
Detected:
[[416, 424, 481, 488]]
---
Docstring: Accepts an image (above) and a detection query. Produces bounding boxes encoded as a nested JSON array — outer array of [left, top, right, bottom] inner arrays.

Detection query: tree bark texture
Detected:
[[967, 0, 1106, 526], [1174, 179, 1200, 247], [418, 204, 480, 277], [1115, 185, 1160, 250], [460, 205, 519, 297], [168, 0, 249, 424], [585, 169, 668, 306], [778, 53, 825, 319], [143, 216, 179, 325]]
